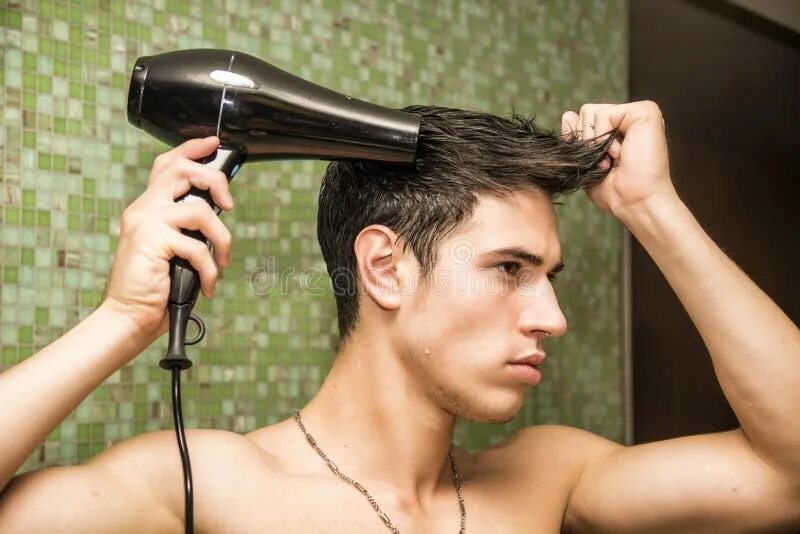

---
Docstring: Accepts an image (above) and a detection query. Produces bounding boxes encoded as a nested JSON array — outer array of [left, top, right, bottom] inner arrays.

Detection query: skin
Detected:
[[0, 101, 798, 533]]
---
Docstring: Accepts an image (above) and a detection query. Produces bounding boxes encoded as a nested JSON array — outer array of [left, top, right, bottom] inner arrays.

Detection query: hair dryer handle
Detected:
[[168, 146, 245, 307], [161, 146, 245, 371]]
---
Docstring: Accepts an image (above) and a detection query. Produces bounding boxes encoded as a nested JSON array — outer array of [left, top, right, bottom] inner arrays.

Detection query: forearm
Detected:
[[618, 192, 800, 478], [0, 302, 154, 491]]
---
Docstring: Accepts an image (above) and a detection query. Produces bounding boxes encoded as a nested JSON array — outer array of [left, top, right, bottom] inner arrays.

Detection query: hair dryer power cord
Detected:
[[162, 304, 205, 534], [171, 365, 194, 534]]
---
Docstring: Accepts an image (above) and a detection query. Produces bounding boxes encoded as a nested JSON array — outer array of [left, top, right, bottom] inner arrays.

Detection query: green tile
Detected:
[[68, 119, 81, 135], [68, 213, 81, 230], [23, 52, 37, 70], [3, 346, 18, 364], [5, 207, 20, 224], [18, 325, 32, 343], [35, 307, 49, 325], [22, 209, 35, 226], [38, 75, 52, 93], [38, 210, 51, 227], [54, 40, 67, 60], [23, 92, 36, 112], [54, 155, 66, 172], [83, 103, 95, 120], [21, 247, 34, 265], [54, 3, 67, 20], [22, 189, 36, 207], [7, 10, 22, 29], [37, 153, 51, 170]]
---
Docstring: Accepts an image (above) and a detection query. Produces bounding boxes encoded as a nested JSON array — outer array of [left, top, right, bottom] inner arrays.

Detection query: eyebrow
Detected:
[[482, 246, 565, 274]]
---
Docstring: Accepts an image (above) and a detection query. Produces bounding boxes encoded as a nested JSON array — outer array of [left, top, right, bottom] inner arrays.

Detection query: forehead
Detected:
[[446, 189, 561, 257]]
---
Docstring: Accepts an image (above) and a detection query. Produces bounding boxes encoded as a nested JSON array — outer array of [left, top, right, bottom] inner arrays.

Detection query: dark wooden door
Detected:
[[629, 0, 800, 443]]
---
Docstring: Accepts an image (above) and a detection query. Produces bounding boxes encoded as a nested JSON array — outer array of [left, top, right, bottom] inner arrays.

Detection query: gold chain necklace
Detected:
[[293, 409, 466, 533]]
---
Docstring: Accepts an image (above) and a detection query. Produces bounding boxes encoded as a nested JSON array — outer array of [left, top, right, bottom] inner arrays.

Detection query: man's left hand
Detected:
[[561, 101, 677, 216]]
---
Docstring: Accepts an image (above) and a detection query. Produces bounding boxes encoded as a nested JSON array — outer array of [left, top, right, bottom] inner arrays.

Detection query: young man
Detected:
[[0, 101, 798, 533]]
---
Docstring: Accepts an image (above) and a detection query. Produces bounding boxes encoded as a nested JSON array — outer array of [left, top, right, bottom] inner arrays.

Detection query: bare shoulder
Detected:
[[450, 424, 623, 532], [0, 427, 264, 533], [85, 426, 270, 481], [486, 423, 622, 472], [503, 424, 624, 501]]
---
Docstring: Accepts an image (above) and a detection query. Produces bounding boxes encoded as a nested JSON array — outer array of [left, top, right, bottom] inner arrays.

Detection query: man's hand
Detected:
[[561, 101, 677, 216], [104, 136, 234, 339]]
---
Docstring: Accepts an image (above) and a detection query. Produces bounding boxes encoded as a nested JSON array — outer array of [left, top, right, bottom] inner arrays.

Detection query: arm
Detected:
[[0, 304, 154, 492], [557, 102, 800, 532], [0, 137, 233, 530], [619, 187, 800, 476]]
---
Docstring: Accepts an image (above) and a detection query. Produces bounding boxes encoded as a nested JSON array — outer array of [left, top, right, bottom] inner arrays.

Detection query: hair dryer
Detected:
[[126, 48, 420, 534], [127, 48, 420, 370]]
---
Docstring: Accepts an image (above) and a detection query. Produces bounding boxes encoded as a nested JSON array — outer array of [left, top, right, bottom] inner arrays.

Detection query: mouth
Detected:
[[506, 353, 545, 385], [506, 361, 543, 385], [511, 353, 545, 366]]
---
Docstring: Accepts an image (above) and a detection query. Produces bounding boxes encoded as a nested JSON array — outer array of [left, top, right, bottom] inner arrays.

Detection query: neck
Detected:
[[300, 329, 456, 504]]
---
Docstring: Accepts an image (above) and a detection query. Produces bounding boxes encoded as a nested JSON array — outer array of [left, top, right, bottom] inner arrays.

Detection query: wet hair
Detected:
[[317, 105, 614, 344]]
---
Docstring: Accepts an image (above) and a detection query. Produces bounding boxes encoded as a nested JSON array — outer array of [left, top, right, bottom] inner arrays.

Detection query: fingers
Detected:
[[166, 160, 234, 210], [149, 137, 232, 299], [147, 137, 233, 210], [565, 100, 662, 138], [561, 111, 580, 140], [151, 136, 220, 174], [565, 101, 663, 170], [584, 104, 619, 169], [161, 200, 232, 271], [603, 100, 663, 133], [120, 191, 231, 299], [579, 104, 597, 141], [165, 227, 220, 298]]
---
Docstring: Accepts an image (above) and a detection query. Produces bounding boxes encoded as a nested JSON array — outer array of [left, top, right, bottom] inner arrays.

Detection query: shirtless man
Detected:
[[0, 101, 798, 533]]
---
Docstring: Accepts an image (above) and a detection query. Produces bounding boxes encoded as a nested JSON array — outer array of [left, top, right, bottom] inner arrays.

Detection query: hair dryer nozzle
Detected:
[[127, 49, 420, 164]]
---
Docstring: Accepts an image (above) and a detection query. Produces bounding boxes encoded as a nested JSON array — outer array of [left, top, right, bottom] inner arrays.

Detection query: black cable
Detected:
[[171, 366, 193, 534]]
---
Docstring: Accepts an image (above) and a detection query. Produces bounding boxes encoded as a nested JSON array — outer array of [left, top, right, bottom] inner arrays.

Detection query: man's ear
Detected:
[[353, 225, 405, 310]]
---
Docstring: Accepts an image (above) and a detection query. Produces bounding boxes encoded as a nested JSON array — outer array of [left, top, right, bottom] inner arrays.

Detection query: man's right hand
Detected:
[[103, 136, 234, 340]]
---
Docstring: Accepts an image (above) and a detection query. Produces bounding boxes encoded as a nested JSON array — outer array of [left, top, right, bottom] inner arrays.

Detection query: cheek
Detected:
[[404, 271, 514, 360]]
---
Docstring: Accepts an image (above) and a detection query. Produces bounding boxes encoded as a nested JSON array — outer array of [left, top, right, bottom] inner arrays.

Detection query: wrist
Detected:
[[613, 188, 686, 230], [96, 299, 164, 348], [614, 189, 700, 255]]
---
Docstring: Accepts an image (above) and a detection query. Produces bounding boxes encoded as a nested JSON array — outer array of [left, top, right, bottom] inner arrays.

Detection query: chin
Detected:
[[437, 386, 526, 424]]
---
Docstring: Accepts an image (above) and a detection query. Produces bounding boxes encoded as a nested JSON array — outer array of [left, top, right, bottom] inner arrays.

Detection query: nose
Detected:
[[517, 283, 568, 338]]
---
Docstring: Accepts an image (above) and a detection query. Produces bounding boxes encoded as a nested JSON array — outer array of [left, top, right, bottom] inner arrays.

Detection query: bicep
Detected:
[[0, 431, 181, 533], [564, 428, 800, 533]]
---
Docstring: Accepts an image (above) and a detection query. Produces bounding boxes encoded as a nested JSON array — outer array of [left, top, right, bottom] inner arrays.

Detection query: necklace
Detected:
[[293, 409, 466, 533]]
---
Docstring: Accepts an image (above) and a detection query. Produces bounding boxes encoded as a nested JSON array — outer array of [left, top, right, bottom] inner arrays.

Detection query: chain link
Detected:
[[294, 409, 466, 533]]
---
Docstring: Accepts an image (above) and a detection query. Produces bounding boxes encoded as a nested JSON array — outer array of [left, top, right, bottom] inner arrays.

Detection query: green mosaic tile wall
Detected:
[[1, 0, 628, 472]]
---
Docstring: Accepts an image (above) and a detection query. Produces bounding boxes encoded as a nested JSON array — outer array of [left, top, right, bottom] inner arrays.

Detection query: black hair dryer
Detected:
[[126, 49, 421, 370]]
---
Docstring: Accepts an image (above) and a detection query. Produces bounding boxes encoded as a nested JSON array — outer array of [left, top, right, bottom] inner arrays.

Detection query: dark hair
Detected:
[[317, 105, 614, 344]]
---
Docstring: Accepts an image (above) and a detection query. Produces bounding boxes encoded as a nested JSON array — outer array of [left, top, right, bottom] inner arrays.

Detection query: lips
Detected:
[[511, 353, 545, 367], [506, 360, 543, 385]]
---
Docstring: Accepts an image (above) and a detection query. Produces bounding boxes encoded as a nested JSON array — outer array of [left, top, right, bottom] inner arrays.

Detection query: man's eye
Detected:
[[496, 261, 522, 276], [547, 273, 559, 283]]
